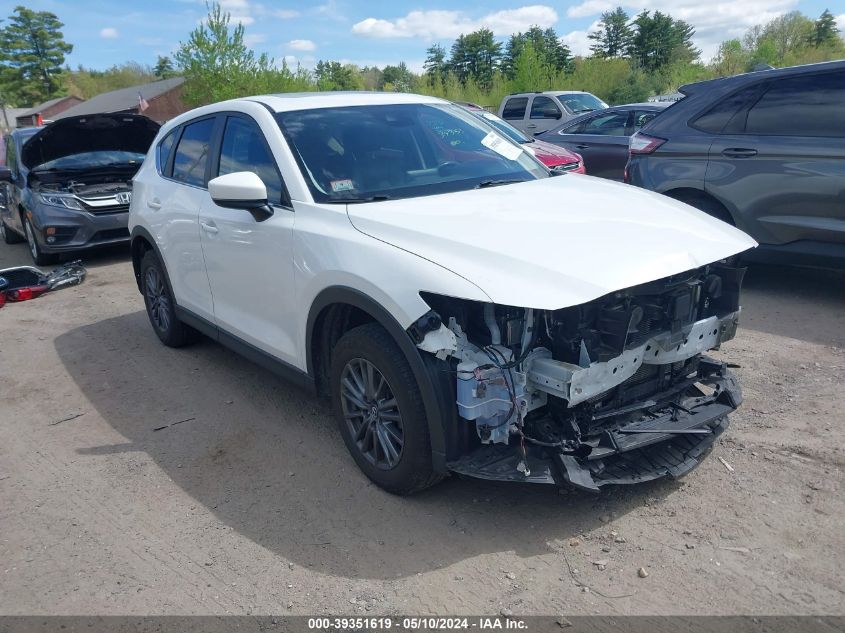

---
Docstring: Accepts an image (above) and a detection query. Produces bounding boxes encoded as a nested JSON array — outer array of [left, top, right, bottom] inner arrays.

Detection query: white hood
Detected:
[[346, 176, 757, 310]]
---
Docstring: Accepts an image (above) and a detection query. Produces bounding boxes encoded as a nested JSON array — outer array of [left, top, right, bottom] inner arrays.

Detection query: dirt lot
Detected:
[[0, 239, 843, 616]]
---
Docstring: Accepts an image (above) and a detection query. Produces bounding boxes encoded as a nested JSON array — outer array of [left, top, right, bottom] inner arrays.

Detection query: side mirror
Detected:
[[208, 171, 274, 222], [0, 167, 12, 183], [554, 111, 562, 120]]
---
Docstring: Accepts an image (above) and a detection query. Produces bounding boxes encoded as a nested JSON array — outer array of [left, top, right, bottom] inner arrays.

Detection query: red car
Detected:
[[459, 102, 586, 174]]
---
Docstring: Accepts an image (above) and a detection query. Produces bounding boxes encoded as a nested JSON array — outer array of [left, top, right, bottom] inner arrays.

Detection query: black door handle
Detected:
[[575, 144, 591, 149], [722, 148, 757, 158]]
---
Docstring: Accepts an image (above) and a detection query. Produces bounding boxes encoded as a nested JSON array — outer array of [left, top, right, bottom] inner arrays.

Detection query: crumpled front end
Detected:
[[413, 262, 747, 491]]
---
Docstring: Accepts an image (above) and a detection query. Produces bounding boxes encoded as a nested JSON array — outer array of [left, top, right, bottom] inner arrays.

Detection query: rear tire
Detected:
[[140, 250, 199, 347], [330, 322, 443, 495], [1, 219, 24, 244]]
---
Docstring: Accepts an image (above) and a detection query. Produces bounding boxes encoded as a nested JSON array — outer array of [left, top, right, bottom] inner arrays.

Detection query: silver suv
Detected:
[[498, 91, 608, 135]]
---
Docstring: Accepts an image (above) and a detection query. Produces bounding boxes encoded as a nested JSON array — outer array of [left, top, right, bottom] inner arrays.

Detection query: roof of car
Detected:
[[680, 59, 845, 95], [251, 91, 447, 112]]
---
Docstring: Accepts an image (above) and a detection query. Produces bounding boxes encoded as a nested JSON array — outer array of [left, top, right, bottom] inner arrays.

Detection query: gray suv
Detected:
[[498, 91, 608, 135], [1, 113, 159, 264], [626, 61, 845, 268]]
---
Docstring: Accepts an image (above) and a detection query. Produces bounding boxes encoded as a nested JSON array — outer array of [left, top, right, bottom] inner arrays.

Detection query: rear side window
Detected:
[[745, 71, 845, 137], [691, 84, 761, 134], [156, 129, 177, 176], [502, 97, 528, 120], [572, 111, 629, 135], [530, 96, 561, 120], [633, 110, 659, 131], [218, 116, 286, 205], [172, 118, 215, 187]]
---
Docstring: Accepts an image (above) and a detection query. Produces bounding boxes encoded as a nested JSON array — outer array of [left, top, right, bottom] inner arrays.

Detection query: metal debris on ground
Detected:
[[718, 456, 735, 472]]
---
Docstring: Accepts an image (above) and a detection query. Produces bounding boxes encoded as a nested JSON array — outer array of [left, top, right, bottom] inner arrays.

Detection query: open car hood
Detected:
[[346, 176, 758, 310], [21, 113, 160, 171]]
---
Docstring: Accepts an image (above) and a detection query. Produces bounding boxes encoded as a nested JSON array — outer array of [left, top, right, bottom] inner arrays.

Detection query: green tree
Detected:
[[154, 55, 177, 79], [503, 26, 571, 83], [381, 62, 412, 92], [174, 2, 275, 106], [510, 41, 545, 92], [712, 39, 749, 77], [0, 5, 73, 105], [588, 8, 632, 58], [314, 60, 362, 91], [627, 10, 699, 73], [760, 11, 814, 62], [813, 9, 841, 47], [423, 43, 449, 86], [448, 28, 501, 91]]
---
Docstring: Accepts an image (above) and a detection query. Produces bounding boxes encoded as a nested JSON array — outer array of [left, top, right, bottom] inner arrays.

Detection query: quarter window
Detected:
[[502, 97, 528, 120], [172, 118, 215, 187], [218, 117, 286, 205], [745, 72, 845, 137], [574, 111, 629, 136], [156, 129, 177, 176], [691, 85, 761, 134], [530, 96, 561, 120]]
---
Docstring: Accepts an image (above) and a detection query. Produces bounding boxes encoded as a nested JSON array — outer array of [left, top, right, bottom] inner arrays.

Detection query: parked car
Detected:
[[626, 61, 845, 268], [537, 103, 671, 180], [498, 91, 608, 135], [129, 92, 755, 495], [0, 113, 159, 264], [458, 102, 585, 174]]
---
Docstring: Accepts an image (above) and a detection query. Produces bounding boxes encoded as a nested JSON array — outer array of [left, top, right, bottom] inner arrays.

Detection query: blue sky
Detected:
[[1, 0, 842, 73]]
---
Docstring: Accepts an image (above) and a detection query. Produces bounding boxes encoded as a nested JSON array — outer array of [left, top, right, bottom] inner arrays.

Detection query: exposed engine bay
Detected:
[[31, 171, 134, 214], [413, 262, 746, 491]]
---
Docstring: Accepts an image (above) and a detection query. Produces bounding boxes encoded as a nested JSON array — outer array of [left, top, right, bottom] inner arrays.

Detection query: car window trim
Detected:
[[212, 111, 293, 210]]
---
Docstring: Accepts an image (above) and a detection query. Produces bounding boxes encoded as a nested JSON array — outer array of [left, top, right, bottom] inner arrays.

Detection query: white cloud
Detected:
[[559, 21, 601, 56], [287, 39, 316, 51], [219, 0, 255, 25], [837, 13, 845, 34], [352, 5, 558, 39], [564, 0, 799, 61], [273, 9, 300, 19], [316, 0, 346, 22], [100, 27, 119, 39]]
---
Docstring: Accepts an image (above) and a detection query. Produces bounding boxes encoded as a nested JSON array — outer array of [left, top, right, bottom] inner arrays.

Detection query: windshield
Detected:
[[557, 93, 608, 114], [34, 150, 145, 171], [475, 111, 530, 144], [276, 103, 548, 203]]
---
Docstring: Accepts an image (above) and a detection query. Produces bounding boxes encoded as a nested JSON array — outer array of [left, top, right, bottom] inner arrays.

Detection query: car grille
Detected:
[[91, 228, 130, 242], [78, 194, 130, 215]]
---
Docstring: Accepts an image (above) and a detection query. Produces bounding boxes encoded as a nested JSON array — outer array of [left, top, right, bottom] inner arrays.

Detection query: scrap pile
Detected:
[[0, 260, 86, 308]]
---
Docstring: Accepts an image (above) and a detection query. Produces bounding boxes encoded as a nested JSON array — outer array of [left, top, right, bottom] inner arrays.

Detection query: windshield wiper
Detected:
[[329, 195, 394, 204], [474, 179, 524, 189]]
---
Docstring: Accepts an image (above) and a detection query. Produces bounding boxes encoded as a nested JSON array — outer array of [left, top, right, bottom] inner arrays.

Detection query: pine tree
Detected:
[[588, 8, 632, 59]]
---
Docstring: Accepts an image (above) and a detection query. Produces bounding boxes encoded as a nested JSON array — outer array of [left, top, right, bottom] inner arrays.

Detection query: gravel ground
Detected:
[[0, 240, 843, 616]]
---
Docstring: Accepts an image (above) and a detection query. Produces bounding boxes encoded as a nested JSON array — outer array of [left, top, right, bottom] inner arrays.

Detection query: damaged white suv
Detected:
[[129, 92, 756, 494]]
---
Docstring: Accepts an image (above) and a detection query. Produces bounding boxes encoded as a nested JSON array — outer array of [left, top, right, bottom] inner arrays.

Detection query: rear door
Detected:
[[500, 96, 530, 133], [198, 113, 298, 365], [526, 95, 562, 135], [705, 70, 845, 246], [551, 110, 632, 179]]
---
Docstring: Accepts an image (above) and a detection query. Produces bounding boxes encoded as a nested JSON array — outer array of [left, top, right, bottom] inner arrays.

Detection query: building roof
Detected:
[[17, 95, 81, 118], [1, 107, 29, 131], [56, 77, 185, 119]]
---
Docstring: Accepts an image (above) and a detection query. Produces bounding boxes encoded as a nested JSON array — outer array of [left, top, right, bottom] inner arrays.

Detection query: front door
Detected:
[[198, 114, 299, 366]]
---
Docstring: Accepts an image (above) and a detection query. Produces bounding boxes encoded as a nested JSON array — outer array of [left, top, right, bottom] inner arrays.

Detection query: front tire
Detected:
[[330, 323, 442, 495], [24, 217, 57, 265], [140, 250, 199, 347]]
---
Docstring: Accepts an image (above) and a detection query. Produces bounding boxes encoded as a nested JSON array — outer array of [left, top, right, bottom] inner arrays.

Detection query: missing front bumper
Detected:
[[447, 367, 740, 492]]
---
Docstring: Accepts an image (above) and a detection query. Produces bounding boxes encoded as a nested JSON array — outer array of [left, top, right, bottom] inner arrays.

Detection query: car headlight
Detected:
[[38, 193, 85, 211]]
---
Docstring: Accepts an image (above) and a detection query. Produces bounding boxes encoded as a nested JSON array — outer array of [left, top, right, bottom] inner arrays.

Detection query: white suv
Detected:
[[129, 92, 755, 494]]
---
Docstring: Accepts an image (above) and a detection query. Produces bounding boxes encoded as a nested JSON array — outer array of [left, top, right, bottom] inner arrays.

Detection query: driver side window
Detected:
[[218, 116, 287, 206], [530, 96, 561, 120]]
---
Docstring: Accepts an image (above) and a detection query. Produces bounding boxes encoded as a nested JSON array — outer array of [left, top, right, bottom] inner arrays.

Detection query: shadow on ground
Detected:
[[739, 263, 845, 347], [55, 311, 673, 580]]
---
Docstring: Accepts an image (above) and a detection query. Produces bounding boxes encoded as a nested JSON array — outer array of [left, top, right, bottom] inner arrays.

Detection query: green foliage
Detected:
[[174, 2, 277, 106], [423, 44, 448, 87], [503, 26, 572, 83], [0, 5, 73, 106], [154, 56, 177, 80], [64, 62, 156, 99], [627, 10, 699, 73], [381, 62, 412, 92], [510, 41, 546, 93], [588, 8, 633, 59], [449, 28, 501, 91], [314, 60, 363, 91]]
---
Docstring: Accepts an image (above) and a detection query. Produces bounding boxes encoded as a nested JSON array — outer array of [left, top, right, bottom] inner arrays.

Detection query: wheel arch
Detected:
[[130, 226, 163, 293], [306, 286, 453, 472], [662, 187, 736, 226]]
